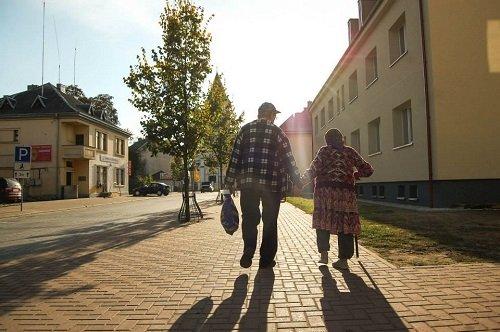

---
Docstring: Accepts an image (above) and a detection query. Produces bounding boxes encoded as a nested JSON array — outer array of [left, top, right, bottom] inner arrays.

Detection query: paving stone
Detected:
[[0, 200, 499, 331]]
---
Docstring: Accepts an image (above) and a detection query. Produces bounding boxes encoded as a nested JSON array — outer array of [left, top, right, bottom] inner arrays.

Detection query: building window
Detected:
[[75, 134, 84, 146], [13, 129, 19, 142], [393, 101, 413, 148], [358, 185, 364, 197], [378, 185, 385, 198], [368, 117, 381, 155], [115, 138, 125, 156], [115, 168, 125, 186], [341, 85, 345, 110], [397, 185, 405, 200], [371, 185, 377, 198], [389, 13, 407, 65], [95, 131, 108, 151], [365, 47, 378, 86], [350, 129, 361, 153], [314, 116, 319, 135], [336, 89, 340, 114], [328, 97, 334, 120], [320, 108, 326, 127], [349, 71, 358, 102], [409, 185, 418, 201], [96, 166, 103, 187]]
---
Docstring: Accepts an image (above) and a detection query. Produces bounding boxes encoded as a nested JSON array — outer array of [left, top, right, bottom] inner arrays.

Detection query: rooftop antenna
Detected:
[[41, 0, 46, 96], [53, 16, 61, 85], [73, 45, 77, 87]]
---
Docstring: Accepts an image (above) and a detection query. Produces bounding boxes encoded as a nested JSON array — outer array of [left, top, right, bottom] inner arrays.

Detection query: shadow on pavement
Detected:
[[320, 265, 408, 331], [239, 269, 275, 330], [0, 202, 216, 315], [170, 274, 249, 331]]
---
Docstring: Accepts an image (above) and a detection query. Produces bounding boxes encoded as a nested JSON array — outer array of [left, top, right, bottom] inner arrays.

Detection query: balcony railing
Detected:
[[61, 145, 95, 160]]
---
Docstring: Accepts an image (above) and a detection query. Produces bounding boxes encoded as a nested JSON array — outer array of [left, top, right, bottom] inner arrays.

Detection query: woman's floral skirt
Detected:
[[312, 186, 361, 235]]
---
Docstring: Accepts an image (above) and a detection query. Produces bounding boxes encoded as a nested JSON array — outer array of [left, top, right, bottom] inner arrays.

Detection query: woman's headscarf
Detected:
[[325, 128, 344, 148]]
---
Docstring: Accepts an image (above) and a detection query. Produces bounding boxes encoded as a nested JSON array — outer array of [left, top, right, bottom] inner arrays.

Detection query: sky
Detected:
[[0, 0, 359, 141]]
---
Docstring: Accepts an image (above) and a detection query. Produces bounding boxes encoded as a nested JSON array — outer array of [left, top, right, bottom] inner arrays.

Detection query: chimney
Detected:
[[56, 83, 66, 93], [348, 18, 360, 44], [27, 84, 38, 91], [304, 101, 313, 112], [358, 0, 378, 26]]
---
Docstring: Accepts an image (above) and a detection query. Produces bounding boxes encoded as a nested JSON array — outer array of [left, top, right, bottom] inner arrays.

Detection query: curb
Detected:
[[0, 196, 153, 221]]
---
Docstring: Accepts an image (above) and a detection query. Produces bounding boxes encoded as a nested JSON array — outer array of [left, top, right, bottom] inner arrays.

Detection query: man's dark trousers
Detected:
[[240, 188, 281, 266]]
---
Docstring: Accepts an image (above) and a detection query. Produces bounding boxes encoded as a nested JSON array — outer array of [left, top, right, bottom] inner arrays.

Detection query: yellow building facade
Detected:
[[0, 83, 131, 200], [309, 0, 500, 207]]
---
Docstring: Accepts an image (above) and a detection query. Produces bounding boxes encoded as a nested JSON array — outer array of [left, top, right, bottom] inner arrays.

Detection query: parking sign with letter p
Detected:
[[15, 146, 32, 163]]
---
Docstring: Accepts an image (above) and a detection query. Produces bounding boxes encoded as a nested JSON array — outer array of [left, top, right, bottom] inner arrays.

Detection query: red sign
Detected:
[[32, 145, 52, 162], [128, 161, 132, 176]]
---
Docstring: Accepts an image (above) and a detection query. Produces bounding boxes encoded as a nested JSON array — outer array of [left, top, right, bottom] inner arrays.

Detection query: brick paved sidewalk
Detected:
[[0, 200, 499, 331], [0, 195, 153, 220]]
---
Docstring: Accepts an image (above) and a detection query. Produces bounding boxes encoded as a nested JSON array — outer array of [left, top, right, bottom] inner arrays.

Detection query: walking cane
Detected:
[[355, 235, 359, 258]]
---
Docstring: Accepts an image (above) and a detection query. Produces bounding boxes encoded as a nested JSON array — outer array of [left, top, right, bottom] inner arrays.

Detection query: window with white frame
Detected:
[[393, 101, 413, 148], [320, 108, 326, 127], [328, 98, 334, 120], [115, 168, 125, 186], [115, 138, 126, 156], [95, 131, 108, 151], [365, 47, 378, 86], [351, 129, 361, 153], [349, 71, 358, 102], [368, 117, 381, 155], [389, 13, 407, 64]]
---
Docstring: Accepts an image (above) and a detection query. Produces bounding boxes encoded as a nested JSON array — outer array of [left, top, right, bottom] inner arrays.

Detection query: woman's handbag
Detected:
[[220, 190, 239, 235]]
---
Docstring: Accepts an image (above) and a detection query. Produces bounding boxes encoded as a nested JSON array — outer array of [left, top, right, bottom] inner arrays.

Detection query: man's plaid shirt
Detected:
[[225, 119, 301, 193]]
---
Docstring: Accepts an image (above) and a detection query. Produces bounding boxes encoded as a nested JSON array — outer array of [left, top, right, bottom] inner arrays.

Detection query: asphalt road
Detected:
[[0, 192, 219, 260]]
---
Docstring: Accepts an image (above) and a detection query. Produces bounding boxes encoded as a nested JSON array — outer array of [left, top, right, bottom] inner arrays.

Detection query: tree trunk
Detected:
[[219, 163, 223, 191], [182, 154, 190, 222]]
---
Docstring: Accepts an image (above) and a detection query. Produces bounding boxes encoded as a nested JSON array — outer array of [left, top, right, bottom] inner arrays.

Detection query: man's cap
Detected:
[[258, 102, 280, 114]]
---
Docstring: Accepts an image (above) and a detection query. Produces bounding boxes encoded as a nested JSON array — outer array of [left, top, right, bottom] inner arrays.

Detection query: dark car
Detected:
[[200, 181, 214, 193], [132, 182, 170, 197], [0, 177, 22, 203]]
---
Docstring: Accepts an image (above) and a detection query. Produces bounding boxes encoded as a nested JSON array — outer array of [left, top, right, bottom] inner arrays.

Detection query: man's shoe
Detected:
[[240, 254, 252, 268], [332, 259, 349, 270], [259, 260, 276, 269], [318, 251, 329, 264]]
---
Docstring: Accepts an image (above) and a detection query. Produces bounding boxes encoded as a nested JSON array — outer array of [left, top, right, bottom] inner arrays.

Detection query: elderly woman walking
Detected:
[[302, 128, 374, 269]]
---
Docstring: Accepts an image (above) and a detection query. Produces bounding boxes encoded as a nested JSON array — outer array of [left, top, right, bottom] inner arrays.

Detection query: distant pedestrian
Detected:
[[225, 102, 302, 269], [302, 128, 373, 270]]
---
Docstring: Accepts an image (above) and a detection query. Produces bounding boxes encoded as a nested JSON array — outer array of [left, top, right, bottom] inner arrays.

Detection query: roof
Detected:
[[279, 109, 312, 134], [309, 0, 384, 112], [129, 138, 148, 152], [0, 83, 131, 136]]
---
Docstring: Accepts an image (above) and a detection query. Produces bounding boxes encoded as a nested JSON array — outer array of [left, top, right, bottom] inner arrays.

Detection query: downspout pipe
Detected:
[[418, 0, 434, 208], [55, 114, 61, 199]]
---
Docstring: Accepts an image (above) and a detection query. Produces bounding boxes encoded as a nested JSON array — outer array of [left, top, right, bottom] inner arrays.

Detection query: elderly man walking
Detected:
[[225, 102, 302, 269]]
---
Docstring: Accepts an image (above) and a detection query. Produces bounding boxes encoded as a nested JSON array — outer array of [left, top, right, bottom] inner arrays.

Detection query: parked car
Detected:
[[201, 181, 214, 193], [132, 182, 170, 197], [0, 177, 22, 203]]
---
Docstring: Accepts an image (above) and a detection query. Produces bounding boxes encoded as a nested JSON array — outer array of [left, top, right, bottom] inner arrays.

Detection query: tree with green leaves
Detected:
[[124, 0, 212, 222], [201, 73, 243, 193], [66, 85, 120, 125]]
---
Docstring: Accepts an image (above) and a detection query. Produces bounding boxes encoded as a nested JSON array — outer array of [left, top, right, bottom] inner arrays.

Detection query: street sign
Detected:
[[14, 162, 31, 171], [13, 170, 30, 178], [15, 146, 31, 163]]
